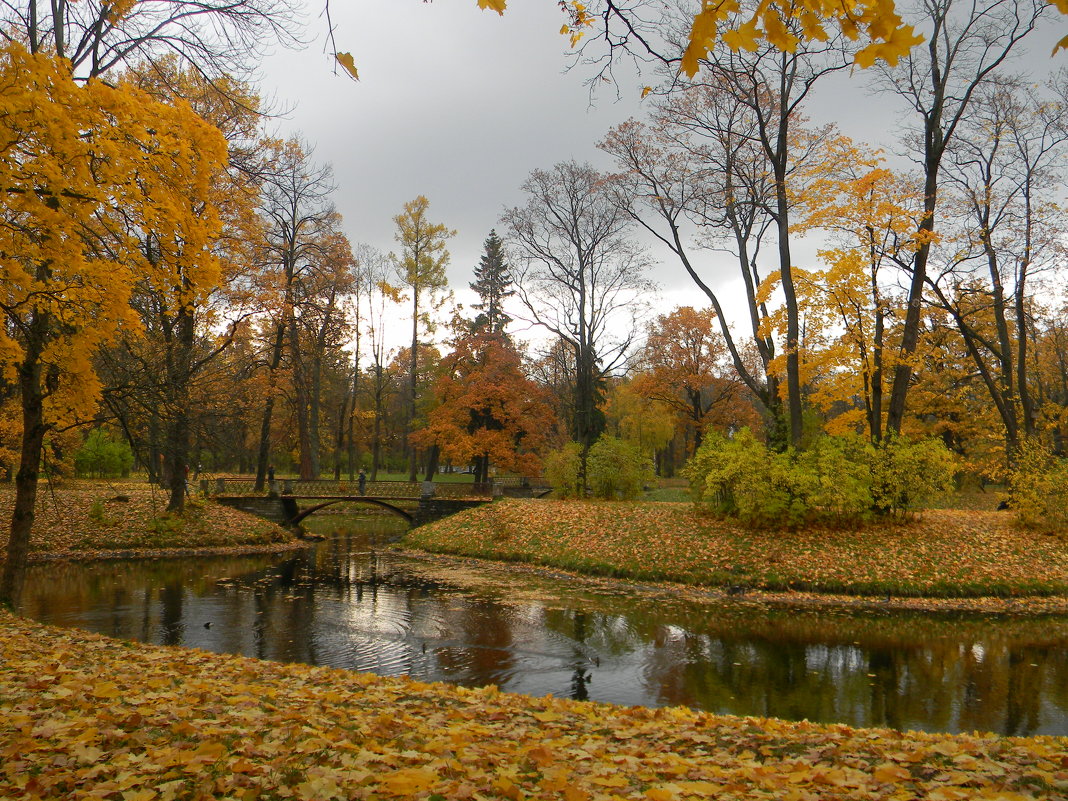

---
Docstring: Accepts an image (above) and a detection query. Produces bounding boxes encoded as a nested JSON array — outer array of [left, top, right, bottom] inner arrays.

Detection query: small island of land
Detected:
[[402, 498, 1068, 606]]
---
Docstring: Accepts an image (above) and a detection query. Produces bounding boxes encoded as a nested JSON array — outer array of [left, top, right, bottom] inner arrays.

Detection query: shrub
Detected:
[[543, 442, 583, 499], [797, 435, 875, 523], [87, 498, 117, 527], [686, 428, 806, 527], [586, 435, 652, 500], [686, 428, 955, 528], [869, 433, 957, 515], [1008, 438, 1068, 532], [74, 428, 134, 478]]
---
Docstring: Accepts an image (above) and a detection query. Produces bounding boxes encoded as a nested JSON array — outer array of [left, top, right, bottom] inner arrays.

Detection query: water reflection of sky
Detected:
[[20, 521, 1068, 737]]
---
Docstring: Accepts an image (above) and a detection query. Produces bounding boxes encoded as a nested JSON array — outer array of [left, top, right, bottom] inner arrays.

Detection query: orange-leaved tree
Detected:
[[412, 329, 557, 484], [632, 306, 757, 457], [0, 43, 227, 607]]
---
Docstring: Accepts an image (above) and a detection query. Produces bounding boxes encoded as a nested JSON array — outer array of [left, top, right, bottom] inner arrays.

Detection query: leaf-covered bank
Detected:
[[403, 499, 1068, 599], [2, 611, 1066, 800], [0, 481, 295, 562]]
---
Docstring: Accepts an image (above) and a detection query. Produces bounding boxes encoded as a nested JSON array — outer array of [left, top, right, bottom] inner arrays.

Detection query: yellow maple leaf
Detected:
[[526, 744, 556, 766], [592, 774, 629, 787], [380, 767, 438, 796], [477, 0, 507, 14], [532, 710, 564, 722], [722, 20, 762, 53], [674, 781, 721, 793], [880, 24, 926, 66], [335, 52, 359, 81], [91, 681, 121, 698], [872, 762, 911, 782]]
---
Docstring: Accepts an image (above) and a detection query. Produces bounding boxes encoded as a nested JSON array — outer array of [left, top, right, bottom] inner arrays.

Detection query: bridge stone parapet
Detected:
[[216, 496, 299, 526], [214, 492, 491, 530], [411, 498, 490, 527]]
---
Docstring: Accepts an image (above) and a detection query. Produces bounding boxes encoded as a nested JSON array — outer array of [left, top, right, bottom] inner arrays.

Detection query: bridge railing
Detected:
[[207, 477, 497, 499], [432, 481, 493, 498]]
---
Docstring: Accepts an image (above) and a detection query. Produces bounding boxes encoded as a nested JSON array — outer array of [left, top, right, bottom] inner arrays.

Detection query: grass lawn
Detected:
[[404, 498, 1068, 598], [2, 611, 1065, 800], [0, 479, 296, 560], [369, 470, 477, 483]]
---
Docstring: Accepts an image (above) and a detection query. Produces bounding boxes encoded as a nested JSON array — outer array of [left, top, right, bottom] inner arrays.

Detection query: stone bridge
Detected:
[[205, 477, 548, 529]]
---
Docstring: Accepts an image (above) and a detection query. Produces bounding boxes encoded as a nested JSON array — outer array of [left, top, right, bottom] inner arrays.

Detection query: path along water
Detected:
[[18, 515, 1068, 736]]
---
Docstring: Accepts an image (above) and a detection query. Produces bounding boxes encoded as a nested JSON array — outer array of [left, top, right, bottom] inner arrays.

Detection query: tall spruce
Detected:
[[470, 230, 514, 335]]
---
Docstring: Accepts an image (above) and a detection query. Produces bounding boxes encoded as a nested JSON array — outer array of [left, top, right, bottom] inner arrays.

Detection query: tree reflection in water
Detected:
[[17, 516, 1068, 736]]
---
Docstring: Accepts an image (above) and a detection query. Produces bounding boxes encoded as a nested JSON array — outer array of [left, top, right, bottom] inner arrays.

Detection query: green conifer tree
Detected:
[[470, 229, 514, 335]]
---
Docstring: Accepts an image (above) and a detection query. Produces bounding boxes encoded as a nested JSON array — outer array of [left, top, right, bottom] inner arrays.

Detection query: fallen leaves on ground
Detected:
[[0, 480, 296, 560], [404, 500, 1068, 598], [2, 611, 1066, 800]]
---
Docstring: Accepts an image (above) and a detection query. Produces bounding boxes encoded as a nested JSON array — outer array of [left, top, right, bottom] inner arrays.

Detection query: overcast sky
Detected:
[[257, 2, 1066, 342]]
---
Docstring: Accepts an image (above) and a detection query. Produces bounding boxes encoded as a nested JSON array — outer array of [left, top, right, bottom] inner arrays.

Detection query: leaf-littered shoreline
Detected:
[[2, 610, 1066, 800], [25, 540, 309, 564], [0, 481, 300, 565], [394, 547, 1068, 616]]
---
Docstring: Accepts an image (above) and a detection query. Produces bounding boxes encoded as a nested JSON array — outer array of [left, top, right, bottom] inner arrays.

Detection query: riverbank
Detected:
[[0, 480, 298, 562], [403, 499, 1068, 600], [398, 548, 1068, 615], [2, 610, 1065, 800]]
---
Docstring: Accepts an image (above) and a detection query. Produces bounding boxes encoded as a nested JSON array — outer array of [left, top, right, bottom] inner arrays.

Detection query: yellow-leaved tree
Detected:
[[0, 43, 227, 606], [788, 142, 928, 442], [336, 1, 927, 80]]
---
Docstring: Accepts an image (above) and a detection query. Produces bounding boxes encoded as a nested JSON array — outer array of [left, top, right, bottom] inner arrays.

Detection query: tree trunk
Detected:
[[408, 289, 420, 482], [772, 119, 804, 448], [334, 392, 349, 481], [165, 302, 194, 513], [255, 321, 286, 491], [346, 334, 361, 481], [423, 444, 440, 482], [0, 314, 50, 608], [289, 313, 314, 480], [308, 353, 322, 479], [886, 155, 939, 436], [870, 300, 885, 443], [371, 363, 385, 481], [688, 388, 704, 454]]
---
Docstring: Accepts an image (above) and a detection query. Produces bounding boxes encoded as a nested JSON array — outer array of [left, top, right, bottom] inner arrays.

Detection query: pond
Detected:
[[18, 514, 1068, 737]]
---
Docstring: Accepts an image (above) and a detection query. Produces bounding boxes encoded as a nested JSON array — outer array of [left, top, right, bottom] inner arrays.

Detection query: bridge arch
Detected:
[[288, 497, 413, 526]]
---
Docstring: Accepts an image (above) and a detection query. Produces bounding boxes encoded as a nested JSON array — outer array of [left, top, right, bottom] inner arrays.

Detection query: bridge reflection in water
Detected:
[[18, 519, 1068, 737]]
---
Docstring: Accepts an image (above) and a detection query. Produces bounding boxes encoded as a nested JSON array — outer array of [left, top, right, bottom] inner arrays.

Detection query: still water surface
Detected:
[[19, 516, 1068, 736]]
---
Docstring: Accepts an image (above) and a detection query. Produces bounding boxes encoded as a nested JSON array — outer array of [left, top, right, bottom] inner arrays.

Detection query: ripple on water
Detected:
[[18, 527, 1068, 737]]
